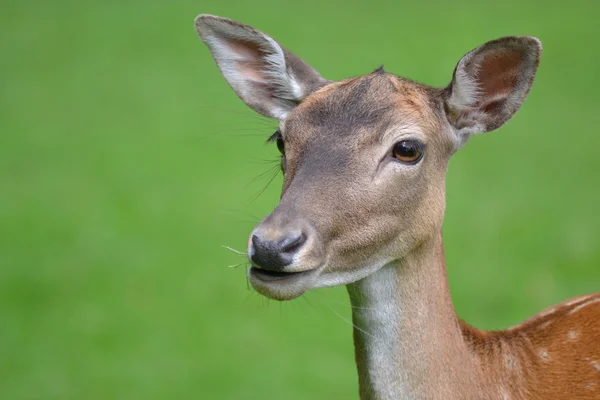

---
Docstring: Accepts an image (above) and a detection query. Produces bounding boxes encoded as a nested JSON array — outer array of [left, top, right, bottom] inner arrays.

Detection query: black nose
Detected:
[[250, 231, 307, 271]]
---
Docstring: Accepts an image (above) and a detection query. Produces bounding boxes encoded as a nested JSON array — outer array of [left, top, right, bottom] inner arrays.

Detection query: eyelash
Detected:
[[267, 129, 282, 144]]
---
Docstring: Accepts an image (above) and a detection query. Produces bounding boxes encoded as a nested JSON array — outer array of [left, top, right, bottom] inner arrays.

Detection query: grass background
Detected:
[[1, 0, 599, 398]]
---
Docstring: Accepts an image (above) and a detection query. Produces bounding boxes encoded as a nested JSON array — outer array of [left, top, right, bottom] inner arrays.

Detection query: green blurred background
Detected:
[[2, 0, 599, 398]]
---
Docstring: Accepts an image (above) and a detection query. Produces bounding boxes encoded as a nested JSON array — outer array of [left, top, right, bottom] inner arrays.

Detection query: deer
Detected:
[[194, 14, 600, 400]]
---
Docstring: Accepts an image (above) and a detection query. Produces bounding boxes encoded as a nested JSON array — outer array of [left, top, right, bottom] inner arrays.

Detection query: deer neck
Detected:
[[346, 232, 486, 400]]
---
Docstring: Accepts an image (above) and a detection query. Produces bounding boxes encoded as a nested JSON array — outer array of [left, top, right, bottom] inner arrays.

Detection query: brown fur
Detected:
[[461, 295, 600, 399]]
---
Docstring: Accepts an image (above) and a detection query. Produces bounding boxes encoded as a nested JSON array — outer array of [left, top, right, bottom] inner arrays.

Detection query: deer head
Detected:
[[195, 15, 541, 301]]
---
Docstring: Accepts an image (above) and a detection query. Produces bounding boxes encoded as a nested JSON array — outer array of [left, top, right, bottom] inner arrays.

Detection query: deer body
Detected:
[[350, 234, 600, 399], [195, 15, 600, 399]]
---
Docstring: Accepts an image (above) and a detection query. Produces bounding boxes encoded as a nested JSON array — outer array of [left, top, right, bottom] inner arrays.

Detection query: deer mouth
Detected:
[[249, 266, 316, 282], [248, 266, 320, 300]]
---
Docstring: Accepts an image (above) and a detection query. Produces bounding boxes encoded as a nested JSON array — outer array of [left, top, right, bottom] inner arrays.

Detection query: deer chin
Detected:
[[249, 257, 396, 300], [248, 266, 320, 300]]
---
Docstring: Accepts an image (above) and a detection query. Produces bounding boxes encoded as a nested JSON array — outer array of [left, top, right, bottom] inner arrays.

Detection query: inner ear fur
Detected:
[[445, 36, 542, 137], [195, 14, 328, 120]]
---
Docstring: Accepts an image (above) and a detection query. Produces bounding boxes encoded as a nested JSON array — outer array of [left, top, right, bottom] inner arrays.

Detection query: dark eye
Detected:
[[392, 140, 424, 164], [268, 130, 285, 154], [276, 136, 285, 154]]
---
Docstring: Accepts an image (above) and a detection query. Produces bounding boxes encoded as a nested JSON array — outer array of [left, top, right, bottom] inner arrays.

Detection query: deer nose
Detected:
[[250, 231, 307, 271]]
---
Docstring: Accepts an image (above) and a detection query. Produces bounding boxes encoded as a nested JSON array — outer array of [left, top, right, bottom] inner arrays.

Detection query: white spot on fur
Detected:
[[568, 297, 600, 315], [538, 349, 551, 362], [567, 329, 580, 341], [592, 360, 600, 372], [500, 385, 510, 400], [539, 320, 554, 329], [564, 295, 594, 307], [504, 355, 516, 370], [536, 306, 558, 319]]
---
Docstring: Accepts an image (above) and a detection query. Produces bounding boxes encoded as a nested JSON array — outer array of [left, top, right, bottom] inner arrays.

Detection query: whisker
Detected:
[[248, 166, 281, 203], [194, 103, 274, 122], [235, 289, 257, 307], [226, 125, 275, 133], [222, 132, 274, 138], [248, 158, 281, 166], [196, 126, 272, 140], [301, 294, 318, 311], [246, 164, 281, 187], [218, 208, 261, 221], [307, 292, 378, 339], [246, 266, 251, 291], [202, 132, 272, 141], [311, 290, 377, 311], [260, 295, 272, 308], [216, 211, 259, 226], [221, 245, 246, 256]]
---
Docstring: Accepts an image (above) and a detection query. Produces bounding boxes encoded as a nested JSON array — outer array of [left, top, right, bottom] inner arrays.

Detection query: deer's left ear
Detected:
[[444, 36, 542, 143]]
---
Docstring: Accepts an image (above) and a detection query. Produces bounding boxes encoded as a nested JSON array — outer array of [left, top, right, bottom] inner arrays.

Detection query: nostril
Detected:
[[251, 234, 261, 251], [250, 230, 308, 271], [279, 232, 306, 254]]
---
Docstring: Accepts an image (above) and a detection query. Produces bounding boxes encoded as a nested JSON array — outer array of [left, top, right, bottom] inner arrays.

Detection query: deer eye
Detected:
[[268, 130, 285, 154], [276, 137, 285, 154], [392, 140, 424, 164]]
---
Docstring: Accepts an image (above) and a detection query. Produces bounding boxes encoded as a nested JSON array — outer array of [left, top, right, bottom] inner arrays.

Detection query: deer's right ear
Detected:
[[195, 15, 328, 120]]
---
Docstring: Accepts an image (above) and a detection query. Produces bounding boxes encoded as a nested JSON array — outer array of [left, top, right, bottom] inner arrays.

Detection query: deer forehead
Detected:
[[282, 71, 445, 151]]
